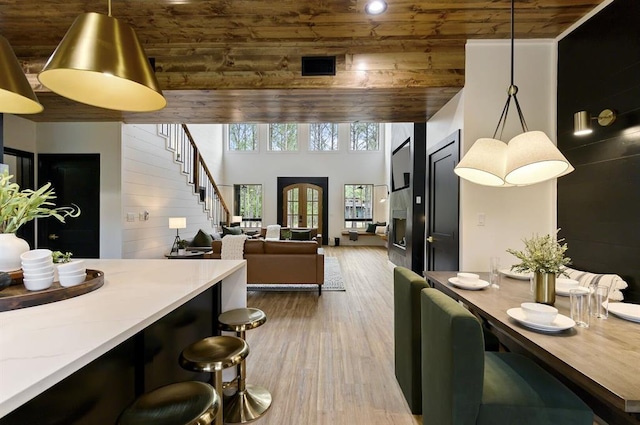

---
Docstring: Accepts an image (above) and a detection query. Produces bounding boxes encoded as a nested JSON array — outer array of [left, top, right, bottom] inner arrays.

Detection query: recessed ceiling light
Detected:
[[365, 0, 387, 15]]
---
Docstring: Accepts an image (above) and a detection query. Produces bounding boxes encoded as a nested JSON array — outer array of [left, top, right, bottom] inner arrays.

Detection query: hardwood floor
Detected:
[[245, 246, 421, 425]]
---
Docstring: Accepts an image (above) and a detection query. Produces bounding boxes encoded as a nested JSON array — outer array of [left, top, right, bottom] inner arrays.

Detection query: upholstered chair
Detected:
[[420, 288, 593, 425]]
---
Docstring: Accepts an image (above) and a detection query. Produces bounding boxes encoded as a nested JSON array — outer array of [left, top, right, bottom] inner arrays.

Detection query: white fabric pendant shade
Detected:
[[38, 12, 166, 112], [454, 138, 508, 187], [505, 131, 572, 185]]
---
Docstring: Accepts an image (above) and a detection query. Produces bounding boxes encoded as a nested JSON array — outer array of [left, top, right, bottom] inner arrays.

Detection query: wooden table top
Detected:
[[424, 271, 640, 416]]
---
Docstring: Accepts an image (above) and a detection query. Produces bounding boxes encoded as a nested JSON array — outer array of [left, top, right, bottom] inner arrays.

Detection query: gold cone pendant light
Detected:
[[38, 4, 166, 112], [454, 0, 572, 187], [0, 35, 43, 114]]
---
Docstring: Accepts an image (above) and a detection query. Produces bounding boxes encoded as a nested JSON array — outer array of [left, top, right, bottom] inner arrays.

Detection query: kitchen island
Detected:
[[0, 259, 247, 422]]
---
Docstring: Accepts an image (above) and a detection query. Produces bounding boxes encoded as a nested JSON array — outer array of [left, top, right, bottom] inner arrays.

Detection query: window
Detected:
[[309, 123, 338, 151], [350, 123, 379, 150], [234, 184, 262, 227], [228, 124, 258, 151], [269, 123, 298, 151], [344, 184, 373, 228]]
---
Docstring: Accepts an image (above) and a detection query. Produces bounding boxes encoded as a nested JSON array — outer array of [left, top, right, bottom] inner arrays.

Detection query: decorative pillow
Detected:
[[211, 232, 222, 241], [366, 223, 377, 233], [290, 229, 311, 240], [192, 229, 213, 247], [375, 226, 386, 235], [280, 229, 292, 240], [222, 225, 242, 236], [375, 221, 387, 227], [563, 267, 628, 301]]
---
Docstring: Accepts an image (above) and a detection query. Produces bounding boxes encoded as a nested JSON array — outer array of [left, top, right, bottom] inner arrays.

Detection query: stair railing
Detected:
[[158, 124, 230, 228]]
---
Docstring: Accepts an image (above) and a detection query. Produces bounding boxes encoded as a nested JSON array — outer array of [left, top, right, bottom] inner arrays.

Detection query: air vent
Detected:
[[301, 56, 336, 76]]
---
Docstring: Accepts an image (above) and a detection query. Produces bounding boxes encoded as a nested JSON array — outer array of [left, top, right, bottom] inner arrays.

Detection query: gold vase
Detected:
[[534, 272, 556, 305]]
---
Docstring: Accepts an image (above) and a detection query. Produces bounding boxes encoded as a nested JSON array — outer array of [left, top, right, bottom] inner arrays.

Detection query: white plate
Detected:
[[448, 277, 490, 290], [608, 303, 640, 323], [499, 269, 532, 280], [507, 307, 575, 332], [556, 286, 589, 297]]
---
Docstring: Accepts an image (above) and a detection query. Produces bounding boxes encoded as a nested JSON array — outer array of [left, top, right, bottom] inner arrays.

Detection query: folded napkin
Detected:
[[221, 235, 247, 260], [563, 267, 628, 301]]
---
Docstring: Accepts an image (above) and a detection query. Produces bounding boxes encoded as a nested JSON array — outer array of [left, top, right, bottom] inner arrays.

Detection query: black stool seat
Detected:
[[218, 308, 267, 332], [118, 381, 219, 425]]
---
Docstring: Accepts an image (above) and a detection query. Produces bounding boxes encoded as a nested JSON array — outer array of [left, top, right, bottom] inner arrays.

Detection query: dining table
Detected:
[[424, 271, 640, 425]]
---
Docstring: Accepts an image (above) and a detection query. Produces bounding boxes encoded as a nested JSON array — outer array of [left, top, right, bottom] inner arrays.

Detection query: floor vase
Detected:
[[0, 233, 30, 272]]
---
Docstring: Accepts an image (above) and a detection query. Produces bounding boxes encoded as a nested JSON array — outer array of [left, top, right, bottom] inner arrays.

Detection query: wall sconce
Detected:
[[574, 109, 616, 136], [374, 184, 390, 203], [169, 217, 186, 253]]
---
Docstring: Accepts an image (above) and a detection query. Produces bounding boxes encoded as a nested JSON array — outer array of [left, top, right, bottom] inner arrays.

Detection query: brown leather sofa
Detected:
[[205, 239, 325, 294]]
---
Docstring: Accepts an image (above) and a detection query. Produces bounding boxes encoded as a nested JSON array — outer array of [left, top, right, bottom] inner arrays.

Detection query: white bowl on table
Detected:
[[23, 270, 55, 280], [56, 260, 85, 275], [59, 272, 87, 287], [20, 249, 52, 263], [520, 302, 558, 325], [23, 275, 54, 291], [22, 263, 54, 273]]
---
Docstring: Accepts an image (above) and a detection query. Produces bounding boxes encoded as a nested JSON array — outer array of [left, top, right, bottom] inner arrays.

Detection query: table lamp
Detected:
[[169, 217, 187, 253]]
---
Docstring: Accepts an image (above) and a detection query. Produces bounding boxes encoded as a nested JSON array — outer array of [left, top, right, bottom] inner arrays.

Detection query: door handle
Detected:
[[426, 236, 434, 243], [49, 234, 59, 240]]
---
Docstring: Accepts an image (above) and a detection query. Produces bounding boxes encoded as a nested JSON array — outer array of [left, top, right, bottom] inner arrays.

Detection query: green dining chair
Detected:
[[420, 288, 593, 425], [394, 266, 431, 414], [393, 267, 500, 414]]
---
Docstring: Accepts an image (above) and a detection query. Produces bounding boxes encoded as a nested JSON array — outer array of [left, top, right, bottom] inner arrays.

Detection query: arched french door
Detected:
[[282, 183, 323, 234]]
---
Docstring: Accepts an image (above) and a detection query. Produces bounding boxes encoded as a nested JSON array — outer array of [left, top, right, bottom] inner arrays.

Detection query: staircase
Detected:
[[158, 124, 230, 228]]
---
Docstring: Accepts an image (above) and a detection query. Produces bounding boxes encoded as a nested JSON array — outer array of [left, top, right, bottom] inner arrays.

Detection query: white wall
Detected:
[[3, 115, 37, 152], [121, 124, 218, 258], [426, 40, 558, 272], [36, 122, 123, 258], [219, 123, 388, 242]]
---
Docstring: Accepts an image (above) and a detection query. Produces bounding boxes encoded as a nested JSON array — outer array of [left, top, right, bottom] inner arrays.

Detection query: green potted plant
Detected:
[[507, 229, 571, 305], [0, 170, 80, 272]]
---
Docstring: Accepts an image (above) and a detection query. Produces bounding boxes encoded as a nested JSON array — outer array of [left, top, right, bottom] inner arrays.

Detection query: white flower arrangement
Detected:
[[507, 230, 571, 274]]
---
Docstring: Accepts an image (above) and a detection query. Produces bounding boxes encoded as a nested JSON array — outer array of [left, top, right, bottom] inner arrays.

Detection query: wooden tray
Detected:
[[0, 269, 104, 312]]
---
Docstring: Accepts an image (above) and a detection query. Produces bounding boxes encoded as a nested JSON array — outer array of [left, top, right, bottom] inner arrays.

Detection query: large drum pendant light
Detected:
[[0, 35, 43, 114], [454, 0, 572, 187], [38, 5, 166, 112]]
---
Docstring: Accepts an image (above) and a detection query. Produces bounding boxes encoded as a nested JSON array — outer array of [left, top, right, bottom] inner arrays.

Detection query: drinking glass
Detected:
[[590, 285, 609, 319], [489, 257, 501, 289], [570, 288, 590, 328]]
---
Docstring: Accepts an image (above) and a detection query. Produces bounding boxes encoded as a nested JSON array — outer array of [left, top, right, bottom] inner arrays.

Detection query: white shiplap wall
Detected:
[[121, 124, 217, 259]]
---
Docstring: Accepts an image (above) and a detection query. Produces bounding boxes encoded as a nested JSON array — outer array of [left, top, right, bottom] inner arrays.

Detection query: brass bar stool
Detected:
[[217, 308, 272, 423], [118, 381, 219, 425], [180, 335, 249, 425]]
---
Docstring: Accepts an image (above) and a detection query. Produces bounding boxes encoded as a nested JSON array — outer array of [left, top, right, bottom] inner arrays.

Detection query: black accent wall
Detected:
[[388, 123, 426, 274], [557, 0, 640, 303]]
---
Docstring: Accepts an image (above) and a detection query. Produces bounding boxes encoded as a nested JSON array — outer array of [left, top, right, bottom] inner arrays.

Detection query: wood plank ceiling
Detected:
[[2, 0, 604, 124]]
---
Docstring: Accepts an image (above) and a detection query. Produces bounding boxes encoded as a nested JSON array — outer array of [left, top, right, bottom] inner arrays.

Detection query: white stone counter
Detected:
[[0, 259, 247, 418]]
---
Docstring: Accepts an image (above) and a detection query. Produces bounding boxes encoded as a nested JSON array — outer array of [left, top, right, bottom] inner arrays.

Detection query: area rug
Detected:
[[247, 256, 345, 292]]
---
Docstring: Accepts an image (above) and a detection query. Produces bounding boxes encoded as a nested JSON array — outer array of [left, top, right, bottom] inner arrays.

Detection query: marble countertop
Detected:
[[0, 259, 246, 418]]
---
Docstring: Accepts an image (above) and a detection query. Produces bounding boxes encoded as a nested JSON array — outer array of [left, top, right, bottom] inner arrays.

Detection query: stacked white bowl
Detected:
[[20, 249, 54, 291], [56, 260, 86, 287]]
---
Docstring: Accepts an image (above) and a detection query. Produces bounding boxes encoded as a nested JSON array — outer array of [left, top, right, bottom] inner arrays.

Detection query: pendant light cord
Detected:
[[492, 0, 529, 140], [108, 0, 112, 17]]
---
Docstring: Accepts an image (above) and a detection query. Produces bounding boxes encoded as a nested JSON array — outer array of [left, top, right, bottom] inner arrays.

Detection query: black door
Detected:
[[426, 131, 460, 271], [37, 154, 100, 258]]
